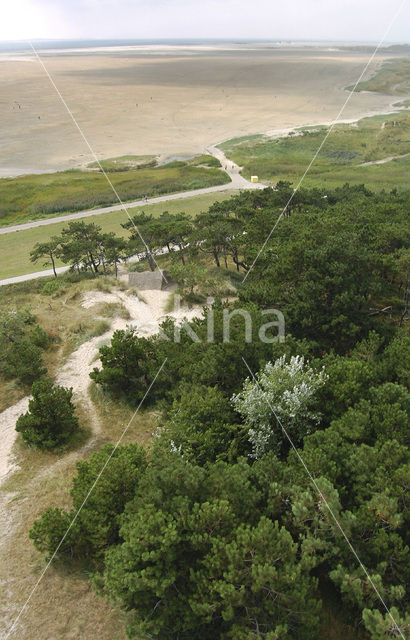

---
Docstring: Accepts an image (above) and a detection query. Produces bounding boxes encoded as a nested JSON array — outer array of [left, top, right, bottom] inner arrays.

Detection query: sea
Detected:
[[0, 38, 403, 55]]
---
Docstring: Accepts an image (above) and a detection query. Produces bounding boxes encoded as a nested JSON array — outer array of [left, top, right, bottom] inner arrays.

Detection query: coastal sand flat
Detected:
[[0, 45, 401, 175]]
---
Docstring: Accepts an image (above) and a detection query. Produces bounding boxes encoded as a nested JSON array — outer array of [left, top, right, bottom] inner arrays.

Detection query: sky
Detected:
[[0, 0, 409, 43]]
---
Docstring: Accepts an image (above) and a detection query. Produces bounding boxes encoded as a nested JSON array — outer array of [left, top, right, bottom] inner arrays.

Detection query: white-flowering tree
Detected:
[[231, 355, 327, 459]]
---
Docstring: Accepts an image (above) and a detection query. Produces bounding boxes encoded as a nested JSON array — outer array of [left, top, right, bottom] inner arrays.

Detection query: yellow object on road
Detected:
[[251, 175, 259, 183]]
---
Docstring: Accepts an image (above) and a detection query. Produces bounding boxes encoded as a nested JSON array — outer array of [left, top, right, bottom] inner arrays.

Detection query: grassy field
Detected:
[[0, 155, 229, 227], [220, 111, 410, 189], [0, 190, 238, 280], [348, 57, 410, 95]]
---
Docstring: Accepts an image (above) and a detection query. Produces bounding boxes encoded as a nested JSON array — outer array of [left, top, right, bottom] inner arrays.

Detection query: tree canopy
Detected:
[[30, 184, 410, 640]]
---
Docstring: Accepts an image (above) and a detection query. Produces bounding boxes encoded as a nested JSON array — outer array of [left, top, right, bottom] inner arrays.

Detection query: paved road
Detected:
[[0, 266, 71, 286], [0, 147, 264, 236], [0, 147, 265, 286]]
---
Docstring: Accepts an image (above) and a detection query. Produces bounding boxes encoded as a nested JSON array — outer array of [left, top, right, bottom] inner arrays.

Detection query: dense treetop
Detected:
[[30, 184, 409, 639]]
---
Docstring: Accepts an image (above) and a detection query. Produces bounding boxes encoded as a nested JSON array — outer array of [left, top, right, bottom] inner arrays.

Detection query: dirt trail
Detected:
[[360, 152, 410, 166], [0, 397, 30, 480], [0, 287, 203, 484]]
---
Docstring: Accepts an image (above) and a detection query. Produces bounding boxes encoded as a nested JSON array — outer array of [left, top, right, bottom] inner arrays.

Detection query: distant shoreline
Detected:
[[0, 39, 409, 57]]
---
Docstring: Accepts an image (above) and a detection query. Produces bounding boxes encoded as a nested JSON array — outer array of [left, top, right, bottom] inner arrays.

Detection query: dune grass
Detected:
[[187, 154, 221, 168], [87, 154, 157, 171], [0, 444, 131, 640], [0, 275, 117, 407], [348, 57, 410, 95], [220, 111, 410, 190], [0, 191, 238, 280], [0, 160, 230, 227]]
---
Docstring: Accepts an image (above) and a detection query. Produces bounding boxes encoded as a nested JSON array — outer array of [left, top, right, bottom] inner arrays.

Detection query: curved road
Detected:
[[0, 147, 263, 237]]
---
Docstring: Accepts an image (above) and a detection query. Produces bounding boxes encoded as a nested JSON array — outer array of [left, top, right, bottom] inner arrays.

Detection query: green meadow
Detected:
[[220, 111, 410, 190], [348, 57, 410, 95], [0, 155, 228, 227]]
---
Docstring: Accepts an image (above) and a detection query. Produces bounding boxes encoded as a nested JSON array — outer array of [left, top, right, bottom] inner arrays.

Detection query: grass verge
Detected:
[[0, 191, 239, 281]]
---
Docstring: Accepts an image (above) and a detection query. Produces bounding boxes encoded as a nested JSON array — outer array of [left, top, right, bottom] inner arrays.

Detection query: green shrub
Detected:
[[2, 339, 46, 384], [16, 378, 79, 448], [30, 443, 147, 557], [0, 310, 49, 384], [41, 279, 64, 295]]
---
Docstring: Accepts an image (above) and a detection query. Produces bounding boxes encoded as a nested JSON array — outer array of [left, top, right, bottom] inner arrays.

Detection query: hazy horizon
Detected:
[[1, 0, 409, 43], [1, 37, 409, 44]]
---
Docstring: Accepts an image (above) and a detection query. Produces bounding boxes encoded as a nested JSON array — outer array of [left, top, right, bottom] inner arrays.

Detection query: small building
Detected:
[[251, 175, 259, 183], [128, 269, 167, 290]]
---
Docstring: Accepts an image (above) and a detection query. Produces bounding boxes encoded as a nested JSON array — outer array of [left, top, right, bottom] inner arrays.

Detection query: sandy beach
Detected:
[[0, 44, 401, 175]]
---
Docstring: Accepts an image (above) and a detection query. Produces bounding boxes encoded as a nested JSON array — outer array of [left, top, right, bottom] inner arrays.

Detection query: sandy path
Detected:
[[0, 287, 203, 483], [0, 328, 111, 484], [81, 288, 203, 336], [0, 397, 30, 480], [360, 152, 410, 166], [206, 144, 265, 188]]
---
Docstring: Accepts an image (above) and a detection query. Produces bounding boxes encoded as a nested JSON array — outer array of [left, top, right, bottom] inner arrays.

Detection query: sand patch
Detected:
[[0, 286, 204, 483], [0, 397, 29, 480]]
